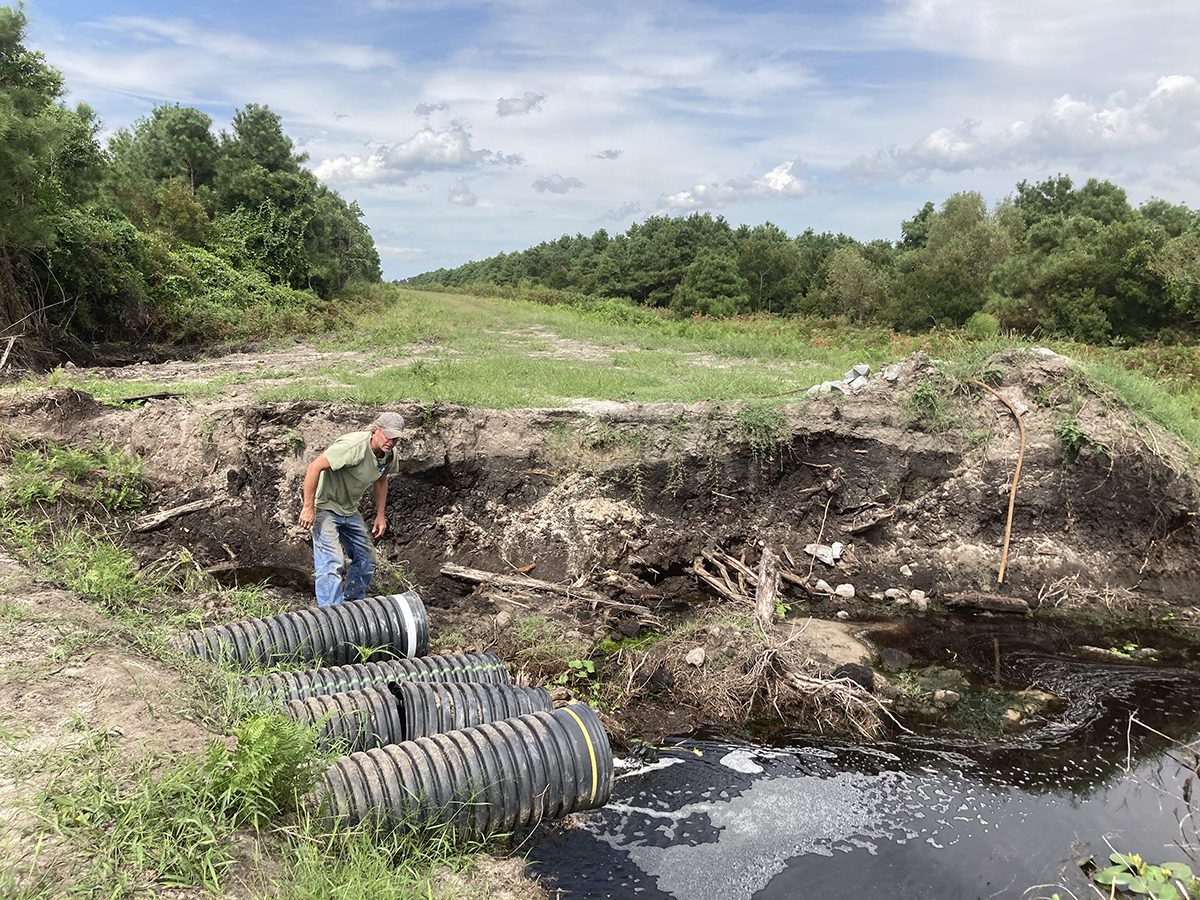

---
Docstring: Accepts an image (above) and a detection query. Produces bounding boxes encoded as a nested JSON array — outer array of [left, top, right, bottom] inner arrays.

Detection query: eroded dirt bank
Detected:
[[4, 350, 1198, 619]]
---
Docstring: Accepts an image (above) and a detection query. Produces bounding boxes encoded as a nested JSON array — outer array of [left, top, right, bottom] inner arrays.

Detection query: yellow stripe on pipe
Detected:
[[563, 706, 599, 803]]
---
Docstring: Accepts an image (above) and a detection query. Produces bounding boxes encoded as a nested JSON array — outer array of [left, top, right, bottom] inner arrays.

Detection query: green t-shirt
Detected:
[[314, 431, 400, 516]]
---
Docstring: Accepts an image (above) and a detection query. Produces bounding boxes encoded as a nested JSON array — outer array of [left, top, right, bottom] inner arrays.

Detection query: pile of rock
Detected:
[[806, 362, 902, 398]]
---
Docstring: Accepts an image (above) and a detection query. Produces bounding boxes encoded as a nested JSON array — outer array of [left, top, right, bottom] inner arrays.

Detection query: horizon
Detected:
[[23, 0, 1200, 279]]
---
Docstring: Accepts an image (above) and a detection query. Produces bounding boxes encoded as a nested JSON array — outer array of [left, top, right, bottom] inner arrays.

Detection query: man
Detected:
[[298, 411, 405, 607]]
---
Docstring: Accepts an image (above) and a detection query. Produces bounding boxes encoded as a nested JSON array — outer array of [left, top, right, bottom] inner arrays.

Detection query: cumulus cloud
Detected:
[[448, 176, 477, 206], [598, 201, 641, 221], [497, 91, 547, 116], [658, 161, 807, 213], [845, 74, 1200, 180], [532, 173, 584, 193], [414, 101, 449, 116], [313, 122, 522, 184], [591, 148, 623, 160]]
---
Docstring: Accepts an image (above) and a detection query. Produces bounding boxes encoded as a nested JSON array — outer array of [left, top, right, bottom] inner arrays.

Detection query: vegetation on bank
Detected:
[[408, 177, 1200, 346], [0, 7, 381, 361]]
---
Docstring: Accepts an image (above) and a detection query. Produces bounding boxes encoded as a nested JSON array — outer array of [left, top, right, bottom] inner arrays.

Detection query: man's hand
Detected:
[[372, 515, 388, 539], [299, 505, 315, 529]]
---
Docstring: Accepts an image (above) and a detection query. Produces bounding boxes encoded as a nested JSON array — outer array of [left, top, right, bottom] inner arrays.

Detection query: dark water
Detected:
[[526, 624, 1200, 899]]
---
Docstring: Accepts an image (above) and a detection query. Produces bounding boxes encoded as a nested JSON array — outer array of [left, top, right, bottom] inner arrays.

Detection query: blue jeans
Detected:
[[312, 509, 377, 607]]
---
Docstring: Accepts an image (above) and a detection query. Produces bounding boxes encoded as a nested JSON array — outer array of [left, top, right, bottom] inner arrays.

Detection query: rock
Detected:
[[614, 618, 642, 638], [1030, 347, 1059, 359], [881, 364, 901, 383], [909, 589, 927, 602], [831, 663, 874, 691], [1003, 708, 1024, 728], [815, 579, 833, 593], [804, 542, 843, 566], [836, 610, 850, 620], [933, 689, 961, 708], [63, 361, 77, 369], [844, 363, 870, 381], [495, 610, 513, 629], [848, 375, 870, 393], [878, 647, 913, 673], [884, 588, 906, 600], [873, 674, 901, 700], [1131, 647, 1159, 660], [834, 583, 855, 599], [893, 597, 911, 608], [913, 596, 929, 613], [685, 647, 706, 667], [914, 665, 970, 694], [900, 564, 913, 576], [549, 686, 572, 702], [869, 591, 885, 601]]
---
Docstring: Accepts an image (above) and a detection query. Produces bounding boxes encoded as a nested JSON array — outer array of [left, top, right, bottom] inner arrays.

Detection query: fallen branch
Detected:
[[131, 497, 218, 533], [0, 335, 16, 373], [441, 563, 656, 618]]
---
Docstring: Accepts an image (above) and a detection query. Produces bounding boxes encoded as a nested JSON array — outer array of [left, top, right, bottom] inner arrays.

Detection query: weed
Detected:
[[1054, 416, 1090, 464], [39, 715, 320, 892], [284, 429, 306, 455], [735, 401, 788, 461], [904, 381, 955, 433]]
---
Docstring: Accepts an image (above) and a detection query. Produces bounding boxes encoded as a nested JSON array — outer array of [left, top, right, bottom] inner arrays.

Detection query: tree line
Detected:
[[0, 7, 381, 360], [409, 177, 1200, 344]]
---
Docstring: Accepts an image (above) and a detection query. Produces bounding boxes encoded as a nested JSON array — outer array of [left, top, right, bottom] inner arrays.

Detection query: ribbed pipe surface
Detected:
[[312, 703, 613, 832], [286, 682, 554, 752], [238, 652, 510, 705], [170, 591, 429, 669]]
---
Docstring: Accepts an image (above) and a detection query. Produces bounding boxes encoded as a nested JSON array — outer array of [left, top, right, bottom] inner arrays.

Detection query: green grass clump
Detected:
[[904, 381, 956, 433], [2, 441, 144, 513], [40, 715, 319, 892]]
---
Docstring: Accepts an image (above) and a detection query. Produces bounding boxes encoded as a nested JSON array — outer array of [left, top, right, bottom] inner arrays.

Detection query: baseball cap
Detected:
[[375, 412, 406, 438]]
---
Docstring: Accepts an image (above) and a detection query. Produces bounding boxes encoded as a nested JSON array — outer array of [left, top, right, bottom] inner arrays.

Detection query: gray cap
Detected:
[[374, 411, 406, 438]]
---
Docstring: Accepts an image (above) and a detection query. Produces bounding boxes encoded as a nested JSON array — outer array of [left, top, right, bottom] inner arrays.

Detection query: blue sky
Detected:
[[25, 0, 1200, 279]]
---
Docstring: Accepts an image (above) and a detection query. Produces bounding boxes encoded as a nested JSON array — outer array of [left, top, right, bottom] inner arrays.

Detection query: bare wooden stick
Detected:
[[0, 335, 16, 373], [970, 379, 1027, 584], [131, 497, 218, 533]]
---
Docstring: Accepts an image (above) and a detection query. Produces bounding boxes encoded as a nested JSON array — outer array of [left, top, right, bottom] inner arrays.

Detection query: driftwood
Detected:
[[754, 548, 781, 630], [693, 547, 819, 604], [945, 592, 1031, 613], [440, 563, 655, 618], [842, 506, 896, 535], [131, 497, 218, 533]]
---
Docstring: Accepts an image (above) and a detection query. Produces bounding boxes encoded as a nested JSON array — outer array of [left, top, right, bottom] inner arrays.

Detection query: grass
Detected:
[[31, 713, 495, 897], [10, 284, 1200, 453]]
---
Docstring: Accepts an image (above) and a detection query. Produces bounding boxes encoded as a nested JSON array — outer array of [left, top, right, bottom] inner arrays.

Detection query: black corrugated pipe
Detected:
[[237, 652, 510, 705], [311, 702, 614, 833], [170, 591, 429, 669], [286, 682, 554, 752]]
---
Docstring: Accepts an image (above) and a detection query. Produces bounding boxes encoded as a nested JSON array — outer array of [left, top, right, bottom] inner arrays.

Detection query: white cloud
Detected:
[[532, 173, 584, 193], [313, 123, 522, 184], [376, 246, 426, 258], [598, 201, 641, 221], [496, 91, 547, 116], [591, 148, 622, 159], [845, 75, 1200, 180], [448, 177, 478, 205], [414, 101, 449, 116], [658, 161, 807, 213]]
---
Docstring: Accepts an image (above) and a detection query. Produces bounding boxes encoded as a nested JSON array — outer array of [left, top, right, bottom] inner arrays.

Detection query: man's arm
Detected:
[[371, 474, 388, 538], [299, 453, 332, 529]]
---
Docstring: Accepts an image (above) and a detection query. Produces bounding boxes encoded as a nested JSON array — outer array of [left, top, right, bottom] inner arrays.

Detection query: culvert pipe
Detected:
[[286, 682, 555, 752], [171, 591, 429, 669], [237, 652, 510, 705], [312, 702, 614, 833]]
